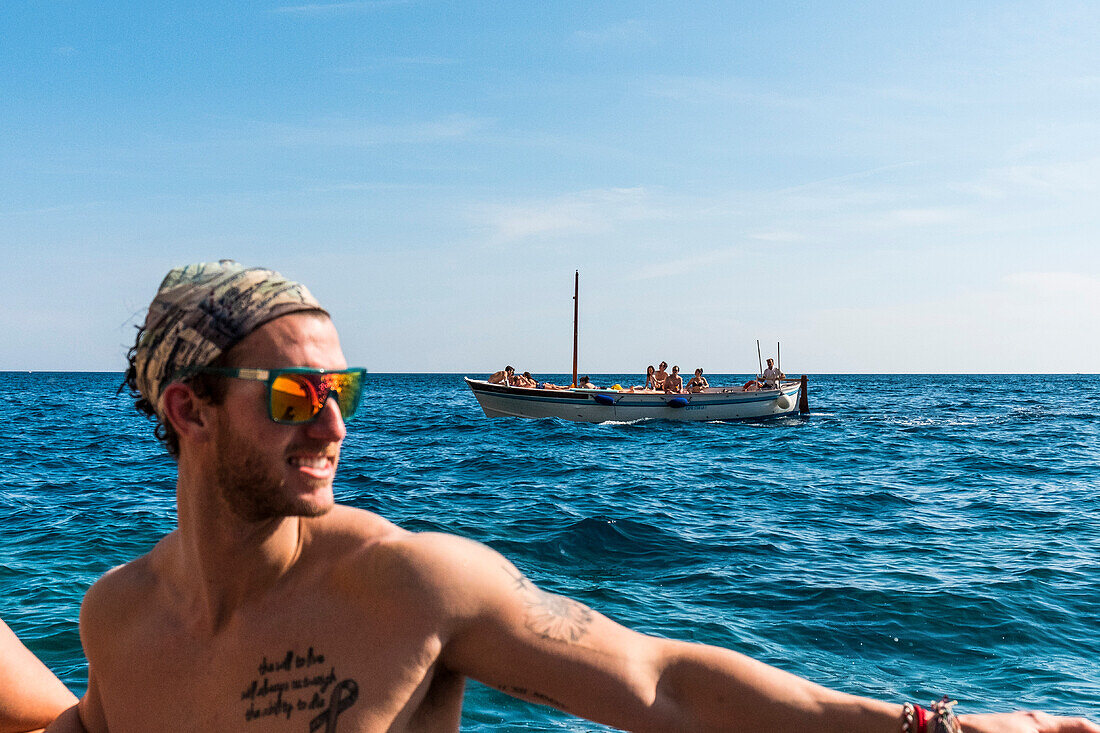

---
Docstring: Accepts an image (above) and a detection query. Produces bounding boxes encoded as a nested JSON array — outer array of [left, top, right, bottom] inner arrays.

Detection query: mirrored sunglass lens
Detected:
[[320, 372, 363, 419], [270, 374, 321, 423]]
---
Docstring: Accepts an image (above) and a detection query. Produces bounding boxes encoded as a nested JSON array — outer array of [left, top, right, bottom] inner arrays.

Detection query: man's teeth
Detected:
[[290, 456, 328, 468]]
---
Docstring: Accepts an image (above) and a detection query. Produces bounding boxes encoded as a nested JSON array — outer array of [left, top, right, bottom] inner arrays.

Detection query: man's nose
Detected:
[[306, 393, 346, 441]]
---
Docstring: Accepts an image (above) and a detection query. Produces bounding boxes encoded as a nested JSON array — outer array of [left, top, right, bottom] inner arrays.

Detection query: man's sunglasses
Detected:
[[196, 367, 366, 425]]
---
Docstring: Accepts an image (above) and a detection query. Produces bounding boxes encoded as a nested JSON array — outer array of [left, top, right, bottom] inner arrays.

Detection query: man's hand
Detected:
[[961, 711, 1100, 733]]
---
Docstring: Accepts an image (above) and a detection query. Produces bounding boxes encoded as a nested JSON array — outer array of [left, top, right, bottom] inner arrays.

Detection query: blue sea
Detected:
[[2, 372, 1098, 729]]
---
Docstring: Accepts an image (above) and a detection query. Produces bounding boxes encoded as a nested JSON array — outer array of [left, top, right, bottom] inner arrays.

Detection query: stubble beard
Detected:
[[213, 420, 334, 523]]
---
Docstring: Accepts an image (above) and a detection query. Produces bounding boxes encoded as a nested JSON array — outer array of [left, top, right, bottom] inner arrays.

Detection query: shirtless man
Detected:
[[45, 261, 1099, 733], [487, 366, 514, 385], [685, 368, 709, 393], [652, 361, 669, 390], [575, 375, 597, 389], [663, 365, 684, 393]]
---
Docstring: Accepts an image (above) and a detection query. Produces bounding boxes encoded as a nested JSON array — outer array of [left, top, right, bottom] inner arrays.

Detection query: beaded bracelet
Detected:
[[900, 701, 928, 733], [901, 696, 959, 733], [929, 696, 961, 733]]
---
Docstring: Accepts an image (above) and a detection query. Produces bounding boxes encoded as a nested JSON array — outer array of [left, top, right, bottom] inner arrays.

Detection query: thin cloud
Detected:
[[748, 230, 803, 243], [571, 19, 651, 47], [639, 75, 809, 109], [335, 56, 459, 73], [273, 0, 410, 15], [0, 201, 105, 219], [874, 207, 964, 228], [477, 187, 656, 242], [626, 249, 740, 282], [867, 84, 947, 106], [1055, 74, 1100, 93], [771, 162, 919, 196], [1004, 271, 1100, 297], [260, 114, 489, 147], [955, 156, 1100, 201]]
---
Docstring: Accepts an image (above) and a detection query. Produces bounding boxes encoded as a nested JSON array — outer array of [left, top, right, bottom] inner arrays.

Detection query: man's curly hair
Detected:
[[120, 325, 231, 458]]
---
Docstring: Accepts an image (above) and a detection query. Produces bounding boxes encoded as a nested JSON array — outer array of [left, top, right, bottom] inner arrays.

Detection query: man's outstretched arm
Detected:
[[419, 535, 1098, 733], [0, 619, 77, 733]]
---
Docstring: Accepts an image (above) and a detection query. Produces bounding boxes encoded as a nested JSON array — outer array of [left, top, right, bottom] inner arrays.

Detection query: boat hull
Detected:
[[464, 378, 802, 422]]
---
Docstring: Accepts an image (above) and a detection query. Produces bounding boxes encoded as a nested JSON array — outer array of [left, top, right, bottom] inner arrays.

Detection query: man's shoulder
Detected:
[[303, 504, 406, 545], [307, 509, 511, 609], [83, 541, 163, 607], [312, 507, 493, 575], [79, 539, 172, 655]]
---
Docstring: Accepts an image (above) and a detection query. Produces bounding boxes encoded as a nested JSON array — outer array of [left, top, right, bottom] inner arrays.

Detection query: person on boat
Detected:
[[512, 371, 537, 388], [0, 617, 77, 733], [685, 367, 709, 393], [624, 363, 655, 391], [653, 361, 669, 390], [536, 381, 570, 390], [762, 358, 784, 389], [663, 365, 684, 393], [488, 365, 514, 385], [576, 375, 597, 389], [37, 260, 1099, 733]]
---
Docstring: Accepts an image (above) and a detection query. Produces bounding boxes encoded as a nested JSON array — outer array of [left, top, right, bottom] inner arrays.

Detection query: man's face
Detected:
[[767, 360, 773, 369], [209, 313, 349, 522]]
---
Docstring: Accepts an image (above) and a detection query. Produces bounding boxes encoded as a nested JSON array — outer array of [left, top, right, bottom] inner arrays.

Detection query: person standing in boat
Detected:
[[663, 365, 684, 393], [685, 367, 709, 393], [488, 365, 514, 385], [762, 358, 784, 389]]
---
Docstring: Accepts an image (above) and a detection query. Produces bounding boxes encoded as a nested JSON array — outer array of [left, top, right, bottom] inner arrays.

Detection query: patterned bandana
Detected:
[[134, 260, 327, 417]]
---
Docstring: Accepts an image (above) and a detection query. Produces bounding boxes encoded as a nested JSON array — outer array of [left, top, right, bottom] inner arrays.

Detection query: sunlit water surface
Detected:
[[1, 373, 1097, 729]]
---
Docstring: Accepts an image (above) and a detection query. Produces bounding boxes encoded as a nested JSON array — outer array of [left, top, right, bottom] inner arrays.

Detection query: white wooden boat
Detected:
[[466, 271, 807, 422], [465, 377, 805, 422]]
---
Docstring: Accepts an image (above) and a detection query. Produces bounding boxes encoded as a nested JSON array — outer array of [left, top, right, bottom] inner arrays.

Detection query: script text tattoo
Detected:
[[495, 683, 567, 710], [239, 647, 359, 730]]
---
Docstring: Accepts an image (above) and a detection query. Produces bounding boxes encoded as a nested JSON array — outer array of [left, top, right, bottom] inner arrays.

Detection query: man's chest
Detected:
[[98, 599, 459, 732]]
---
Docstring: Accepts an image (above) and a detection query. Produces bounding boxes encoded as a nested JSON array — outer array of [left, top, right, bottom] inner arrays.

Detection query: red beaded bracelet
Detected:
[[902, 696, 960, 733]]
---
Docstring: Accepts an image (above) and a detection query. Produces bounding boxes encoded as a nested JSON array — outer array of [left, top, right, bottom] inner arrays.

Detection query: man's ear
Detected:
[[161, 382, 213, 443]]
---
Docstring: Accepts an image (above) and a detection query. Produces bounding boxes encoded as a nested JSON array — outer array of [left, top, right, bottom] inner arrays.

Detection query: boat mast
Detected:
[[572, 270, 579, 387]]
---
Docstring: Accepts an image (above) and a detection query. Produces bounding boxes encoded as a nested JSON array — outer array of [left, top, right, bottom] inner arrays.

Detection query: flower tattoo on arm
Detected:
[[505, 566, 594, 644]]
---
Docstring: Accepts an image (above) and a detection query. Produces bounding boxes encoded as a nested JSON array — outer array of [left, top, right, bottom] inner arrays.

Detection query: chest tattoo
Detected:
[[240, 647, 359, 730]]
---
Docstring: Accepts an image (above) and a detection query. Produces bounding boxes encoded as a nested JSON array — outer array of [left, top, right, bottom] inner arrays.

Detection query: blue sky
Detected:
[[2, 1, 1097, 373]]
